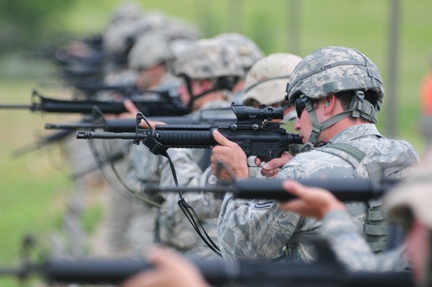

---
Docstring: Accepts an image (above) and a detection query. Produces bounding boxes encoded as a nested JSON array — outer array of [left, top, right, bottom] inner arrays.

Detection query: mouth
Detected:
[[299, 135, 305, 143]]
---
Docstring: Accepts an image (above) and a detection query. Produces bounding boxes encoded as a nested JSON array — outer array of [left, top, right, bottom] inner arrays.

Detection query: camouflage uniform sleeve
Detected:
[[320, 210, 408, 272], [320, 210, 378, 271], [159, 149, 221, 218], [217, 159, 313, 261]]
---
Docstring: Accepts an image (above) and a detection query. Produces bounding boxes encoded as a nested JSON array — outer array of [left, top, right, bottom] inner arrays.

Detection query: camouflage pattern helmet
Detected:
[[243, 53, 302, 106], [214, 33, 263, 75], [108, 1, 143, 26], [102, 19, 138, 54], [285, 46, 384, 105], [128, 32, 175, 71], [172, 39, 244, 79]]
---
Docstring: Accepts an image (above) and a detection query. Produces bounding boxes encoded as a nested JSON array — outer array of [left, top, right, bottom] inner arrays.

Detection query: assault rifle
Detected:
[[148, 177, 400, 202], [68, 80, 138, 97], [0, 89, 188, 116], [10, 129, 74, 158], [0, 237, 413, 286], [76, 104, 303, 162], [45, 108, 237, 133]]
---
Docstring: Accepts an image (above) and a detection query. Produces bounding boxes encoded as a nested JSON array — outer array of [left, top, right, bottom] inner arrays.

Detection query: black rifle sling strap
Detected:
[[144, 133, 222, 257]]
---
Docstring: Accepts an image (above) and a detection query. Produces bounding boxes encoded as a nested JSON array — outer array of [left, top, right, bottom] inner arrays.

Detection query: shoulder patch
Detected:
[[253, 201, 274, 209]]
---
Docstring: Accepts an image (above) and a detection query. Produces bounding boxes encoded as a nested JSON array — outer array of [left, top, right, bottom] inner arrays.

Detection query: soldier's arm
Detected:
[[280, 180, 408, 272]]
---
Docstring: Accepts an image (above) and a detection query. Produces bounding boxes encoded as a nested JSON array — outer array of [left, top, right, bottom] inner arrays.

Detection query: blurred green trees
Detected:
[[0, 0, 77, 55]]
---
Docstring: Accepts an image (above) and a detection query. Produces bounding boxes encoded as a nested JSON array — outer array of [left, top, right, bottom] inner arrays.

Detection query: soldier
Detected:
[[213, 33, 264, 104], [121, 153, 432, 287], [211, 46, 419, 261], [279, 147, 432, 286], [111, 32, 182, 256], [154, 39, 244, 259], [242, 53, 301, 122], [152, 50, 302, 259], [127, 32, 179, 92], [240, 52, 302, 176]]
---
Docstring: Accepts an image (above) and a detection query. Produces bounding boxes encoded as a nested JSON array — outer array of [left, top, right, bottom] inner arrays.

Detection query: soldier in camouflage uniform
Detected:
[[110, 32, 180, 254], [279, 147, 432, 287], [242, 53, 301, 122], [212, 46, 419, 261], [127, 32, 179, 92], [154, 39, 244, 259], [121, 151, 432, 287], [213, 33, 263, 104]]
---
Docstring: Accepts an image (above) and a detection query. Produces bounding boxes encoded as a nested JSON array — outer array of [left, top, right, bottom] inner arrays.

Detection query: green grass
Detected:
[[0, 0, 431, 285]]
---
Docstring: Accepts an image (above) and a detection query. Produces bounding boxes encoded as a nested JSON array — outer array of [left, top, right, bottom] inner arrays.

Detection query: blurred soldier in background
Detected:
[[154, 39, 244, 259], [53, 2, 145, 258], [242, 53, 301, 122], [240, 52, 302, 174], [113, 32, 182, 256], [99, 14, 200, 256], [70, 5, 201, 256], [213, 33, 263, 103], [127, 32, 179, 92]]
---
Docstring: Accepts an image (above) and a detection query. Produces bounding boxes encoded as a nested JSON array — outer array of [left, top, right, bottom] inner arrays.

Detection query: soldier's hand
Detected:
[[123, 99, 166, 129], [279, 180, 346, 219], [121, 247, 208, 287], [258, 152, 292, 178], [211, 129, 249, 180]]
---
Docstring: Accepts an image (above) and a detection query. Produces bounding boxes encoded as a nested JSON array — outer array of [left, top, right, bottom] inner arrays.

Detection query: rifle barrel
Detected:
[[147, 178, 398, 202], [45, 123, 105, 130], [39, 257, 413, 286], [0, 104, 33, 109]]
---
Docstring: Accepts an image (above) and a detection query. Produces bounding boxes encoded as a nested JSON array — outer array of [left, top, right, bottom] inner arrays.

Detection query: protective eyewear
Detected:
[[294, 97, 306, 118]]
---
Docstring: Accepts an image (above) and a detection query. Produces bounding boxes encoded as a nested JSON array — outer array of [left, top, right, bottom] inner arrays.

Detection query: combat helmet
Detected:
[[285, 46, 384, 150], [243, 53, 302, 107], [107, 1, 144, 26], [214, 33, 264, 76], [128, 32, 175, 71], [172, 39, 243, 80], [172, 39, 244, 110]]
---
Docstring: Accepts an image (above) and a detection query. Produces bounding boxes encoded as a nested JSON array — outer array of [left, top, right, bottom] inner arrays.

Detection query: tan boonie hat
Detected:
[[385, 148, 432, 228], [243, 53, 302, 106]]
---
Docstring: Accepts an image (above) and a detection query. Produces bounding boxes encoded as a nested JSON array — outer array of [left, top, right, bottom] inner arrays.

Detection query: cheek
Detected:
[[178, 85, 190, 104]]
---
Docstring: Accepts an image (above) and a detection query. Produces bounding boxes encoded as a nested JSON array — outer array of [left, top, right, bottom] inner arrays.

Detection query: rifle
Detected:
[[45, 108, 237, 133], [0, 237, 413, 286], [0, 89, 188, 116], [148, 177, 400, 202], [76, 104, 303, 163], [10, 129, 74, 158], [68, 80, 138, 97]]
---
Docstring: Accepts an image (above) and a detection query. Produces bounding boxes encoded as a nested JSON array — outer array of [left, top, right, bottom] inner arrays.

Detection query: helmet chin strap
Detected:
[[183, 76, 220, 112], [299, 92, 368, 152]]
